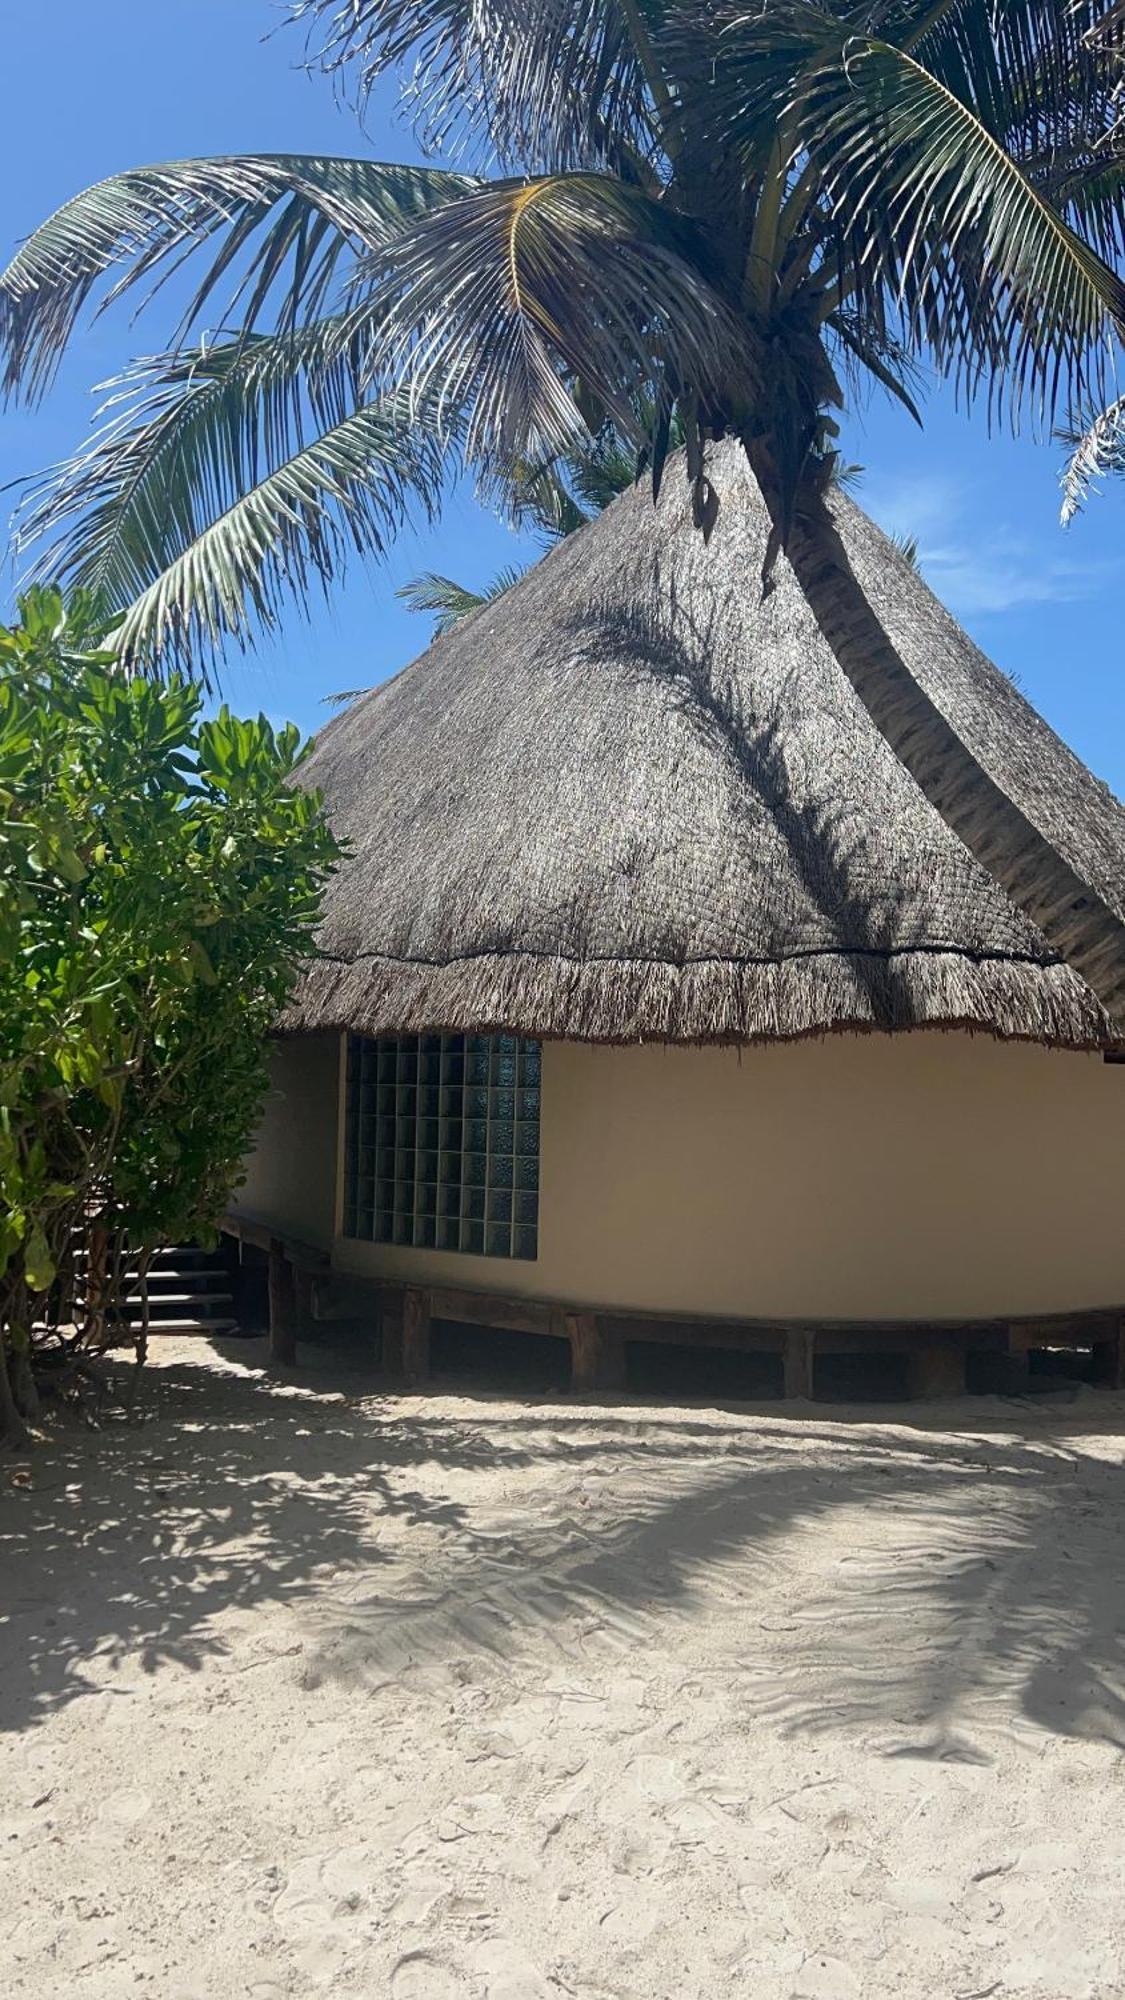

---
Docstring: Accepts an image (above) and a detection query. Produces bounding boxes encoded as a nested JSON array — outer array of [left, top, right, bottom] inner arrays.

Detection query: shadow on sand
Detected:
[[3, 1340, 1123, 1759]]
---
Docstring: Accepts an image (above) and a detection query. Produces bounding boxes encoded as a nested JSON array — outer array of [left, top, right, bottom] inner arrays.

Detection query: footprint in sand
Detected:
[[98, 1789, 152, 1826], [626, 1753, 684, 1800], [390, 1952, 473, 1999]]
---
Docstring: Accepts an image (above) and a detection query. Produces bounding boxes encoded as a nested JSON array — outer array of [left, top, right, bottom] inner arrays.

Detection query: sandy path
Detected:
[[2, 1339, 1124, 1999]]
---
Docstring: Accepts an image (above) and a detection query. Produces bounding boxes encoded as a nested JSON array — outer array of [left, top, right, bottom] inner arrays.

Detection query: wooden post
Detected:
[[267, 1239, 297, 1366], [1003, 1325, 1033, 1394], [567, 1311, 626, 1392], [401, 1287, 432, 1385], [911, 1342, 966, 1399], [293, 1265, 316, 1337], [85, 1220, 108, 1348], [379, 1289, 405, 1380], [783, 1328, 815, 1400]]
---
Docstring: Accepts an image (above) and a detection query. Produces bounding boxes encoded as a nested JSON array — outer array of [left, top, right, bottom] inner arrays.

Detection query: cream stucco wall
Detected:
[[330, 1033, 1125, 1320], [232, 1032, 341, 1250]]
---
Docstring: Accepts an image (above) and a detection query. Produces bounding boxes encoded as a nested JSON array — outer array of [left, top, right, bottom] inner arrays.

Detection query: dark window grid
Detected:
[[374, 1103, 533, 1178], [348, 1032, 539, 1258]]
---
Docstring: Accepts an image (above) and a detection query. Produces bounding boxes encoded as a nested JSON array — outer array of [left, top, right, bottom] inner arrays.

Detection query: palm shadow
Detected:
[[301, 1391, 1125, 1757], [0, 1354, 470, 1734], [6, 1349, 1122, 1761], [565, 568, 928, 1029]]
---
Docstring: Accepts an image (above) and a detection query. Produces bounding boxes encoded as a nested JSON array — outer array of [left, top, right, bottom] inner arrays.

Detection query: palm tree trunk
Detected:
[[746, 444, 1125, 1030]]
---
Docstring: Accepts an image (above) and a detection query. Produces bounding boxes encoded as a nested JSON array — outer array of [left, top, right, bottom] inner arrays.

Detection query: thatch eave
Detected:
[[283, 943, 1115, 1052]]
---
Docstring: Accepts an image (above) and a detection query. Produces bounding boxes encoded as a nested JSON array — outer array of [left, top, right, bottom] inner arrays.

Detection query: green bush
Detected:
[[0, 590, 340, 1439]]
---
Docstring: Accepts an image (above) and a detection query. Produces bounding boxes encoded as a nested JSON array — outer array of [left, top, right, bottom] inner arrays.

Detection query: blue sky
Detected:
[[2, 0, 1124, 789]]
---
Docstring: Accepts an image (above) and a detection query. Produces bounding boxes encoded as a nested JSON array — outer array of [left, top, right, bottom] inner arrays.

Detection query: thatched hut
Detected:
[[233, 441, 1125, 1397]]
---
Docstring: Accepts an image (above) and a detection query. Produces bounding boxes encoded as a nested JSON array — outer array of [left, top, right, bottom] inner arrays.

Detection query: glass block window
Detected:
[[343, 1033, 541, 1260]]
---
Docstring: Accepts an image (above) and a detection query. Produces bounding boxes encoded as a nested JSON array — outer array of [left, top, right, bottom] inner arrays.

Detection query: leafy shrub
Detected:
[[0, 590, 340, 1438]]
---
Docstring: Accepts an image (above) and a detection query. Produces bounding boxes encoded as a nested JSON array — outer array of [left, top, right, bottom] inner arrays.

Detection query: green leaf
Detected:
[[187, 938, 218, 985], [0, 593, 339, 1331], [23, 1223, 56, 1294]]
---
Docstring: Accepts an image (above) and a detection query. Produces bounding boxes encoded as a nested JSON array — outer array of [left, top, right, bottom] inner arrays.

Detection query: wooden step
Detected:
[[78, 1272, 231, 1290], [74, 1269, 230, 1287], [119, 1317, 240, 1337], [114, 1291, 233, 1309], [75, 1254, 226, 1272], [71, 1229, 243, 1340]]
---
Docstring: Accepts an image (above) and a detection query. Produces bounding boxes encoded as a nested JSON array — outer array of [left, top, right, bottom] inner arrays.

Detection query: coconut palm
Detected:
[[398, 564, 529, 633], [4, 1, 1125, 1008]]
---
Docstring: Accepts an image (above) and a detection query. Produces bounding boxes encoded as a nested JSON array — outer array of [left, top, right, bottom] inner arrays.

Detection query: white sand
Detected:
[[2, 1338, 1125, 1999]]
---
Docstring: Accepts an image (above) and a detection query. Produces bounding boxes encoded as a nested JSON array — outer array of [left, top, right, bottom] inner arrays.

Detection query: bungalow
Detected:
[[232, 442, 1125, 1399]]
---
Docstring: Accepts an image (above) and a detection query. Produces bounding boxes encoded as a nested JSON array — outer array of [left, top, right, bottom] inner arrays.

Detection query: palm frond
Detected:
[[1060, 392, 1125, 518], [397, 564, 529, 634], [680, 3, 1125, 427], [60, 393, 449, 679], [796, 31, 1125, 426], [1086, 0, 1125, 49], [826, 311, 925, 423], [290, 0, 668, 173], [902, 0, 1115, 147], [0, 154, 476, 402], [362, 173, 756, 473], [1034, 150, 1125, 268], [14, 317, 378, 614], [564, 428, 647, 513], [498, 404, 682, 541], [323, 686, 370, 706], [505, 458, 594, 540]]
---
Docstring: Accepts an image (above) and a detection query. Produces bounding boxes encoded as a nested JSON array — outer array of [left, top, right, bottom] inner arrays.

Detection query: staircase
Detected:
[[75, 1242, 241, 1341], [129, 1244, 240, 1337]]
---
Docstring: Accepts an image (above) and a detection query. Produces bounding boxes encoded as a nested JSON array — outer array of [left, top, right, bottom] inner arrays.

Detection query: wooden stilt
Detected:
[[911, 1343, 966, 1399], [1001, 1325, 1033, 1393], [567, 1311, 626, 1392], [293, 1265, 316, 1337], [85, 1221, 108, 1348], [379, 1289, 405, 1379], [401, 1287, 432, 1385], [267, 1238, 297, 1366], [783, 1328, 815, 1400]]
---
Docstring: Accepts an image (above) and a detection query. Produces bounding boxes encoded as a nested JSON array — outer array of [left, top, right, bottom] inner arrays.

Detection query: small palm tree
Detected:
[[398, 565, 530, 634], [401, 410, 687, 631], [3, 2, 1125, 1005]]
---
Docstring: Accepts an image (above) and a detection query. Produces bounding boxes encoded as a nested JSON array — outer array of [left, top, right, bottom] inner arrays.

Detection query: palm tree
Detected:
[[4, 2, 1125, 1010]]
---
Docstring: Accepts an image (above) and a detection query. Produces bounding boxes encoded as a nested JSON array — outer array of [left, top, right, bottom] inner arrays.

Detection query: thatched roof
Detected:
[[286, 439, 1125, 1050]]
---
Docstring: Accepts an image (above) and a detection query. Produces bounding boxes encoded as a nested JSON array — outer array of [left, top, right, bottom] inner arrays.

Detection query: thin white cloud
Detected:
[[863, 472, 963, 542], [861, 472, 1111, 617]]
